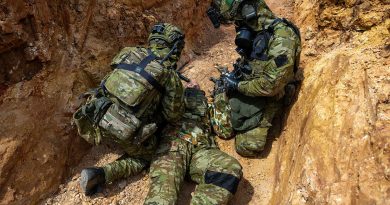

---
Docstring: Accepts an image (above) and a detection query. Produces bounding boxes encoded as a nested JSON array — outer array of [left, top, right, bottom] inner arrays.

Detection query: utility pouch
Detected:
[[184, 88, 208, 118], [98, 103, 141, 141], [133, 123, 158, 145], [72, 96, 112, 145]]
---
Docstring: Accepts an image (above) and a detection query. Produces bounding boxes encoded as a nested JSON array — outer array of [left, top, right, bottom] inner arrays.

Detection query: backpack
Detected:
[[73, 47, 164, 145]]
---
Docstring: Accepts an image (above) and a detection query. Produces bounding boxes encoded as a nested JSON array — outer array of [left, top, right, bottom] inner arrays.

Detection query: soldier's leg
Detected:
[[235, 126, 269, 157], [189, 148, 242, 205], [80, 136, 157, 195], [80, 156, 148, 196], [144, 136, 191, 205], [235, 100, 281, 157], [103, 136, 158, 183], [103, 156, 148, 183]]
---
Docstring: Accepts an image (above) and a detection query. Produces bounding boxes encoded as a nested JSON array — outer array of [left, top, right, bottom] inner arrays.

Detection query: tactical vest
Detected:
[[73, 47, 166, 145]]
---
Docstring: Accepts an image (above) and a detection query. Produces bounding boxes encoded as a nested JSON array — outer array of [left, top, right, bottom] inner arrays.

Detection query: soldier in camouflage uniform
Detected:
[[144, 83, 242, 205], [73, 23, 185, 195], [207, 0, 301, 157]]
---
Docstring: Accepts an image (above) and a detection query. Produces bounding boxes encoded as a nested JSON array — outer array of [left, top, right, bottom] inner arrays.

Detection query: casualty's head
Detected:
[[207, 0, 274, 28], [148, 23, 185, 57]]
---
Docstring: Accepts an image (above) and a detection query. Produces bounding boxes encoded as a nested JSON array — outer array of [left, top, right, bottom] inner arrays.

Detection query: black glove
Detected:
[[210, 77, 226, 96], [222, 75, 239, 92]]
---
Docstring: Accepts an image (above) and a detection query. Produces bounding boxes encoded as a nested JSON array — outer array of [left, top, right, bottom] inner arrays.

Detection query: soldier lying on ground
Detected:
[[144, 82, 242, 205], [72, 23, 185, 195], [207, 0, 302, 157]]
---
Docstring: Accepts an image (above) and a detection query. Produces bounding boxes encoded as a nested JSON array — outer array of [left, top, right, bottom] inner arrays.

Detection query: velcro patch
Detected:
[[274, 54, 288, 67]]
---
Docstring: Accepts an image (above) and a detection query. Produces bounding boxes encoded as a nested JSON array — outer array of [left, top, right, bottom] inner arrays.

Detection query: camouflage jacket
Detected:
[[237, 1, 301, 98]]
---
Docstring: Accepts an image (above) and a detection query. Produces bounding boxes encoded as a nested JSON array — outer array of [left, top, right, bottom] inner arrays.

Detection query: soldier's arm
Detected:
[[237, 25, 298, 97], [161, 69, 185, 123]]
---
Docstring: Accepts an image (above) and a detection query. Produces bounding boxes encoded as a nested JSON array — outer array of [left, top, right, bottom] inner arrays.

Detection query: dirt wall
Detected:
[[1, 0, 389, 204], [271, 0, 389, 204], [0, 0, 212, 204]]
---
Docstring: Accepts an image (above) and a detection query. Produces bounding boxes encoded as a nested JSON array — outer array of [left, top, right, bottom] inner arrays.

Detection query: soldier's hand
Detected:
[[222, 75, 238, 92], [211, 78, 226, 97]]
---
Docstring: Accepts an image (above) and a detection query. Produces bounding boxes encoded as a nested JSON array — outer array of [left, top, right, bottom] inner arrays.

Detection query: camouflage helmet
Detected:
[[148, 23, 185, 51], [211, 0, 245, 21]]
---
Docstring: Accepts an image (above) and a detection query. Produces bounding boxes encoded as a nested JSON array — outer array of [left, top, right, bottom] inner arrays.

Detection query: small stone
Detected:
[[118, 180, 127, 189]]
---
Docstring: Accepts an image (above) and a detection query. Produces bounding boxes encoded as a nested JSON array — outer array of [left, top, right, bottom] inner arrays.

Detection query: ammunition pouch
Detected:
[[98, 103, 141, 142], [72, 96, 112, 145], [73, 96, 157, 145], [183, 88, 208, 120]]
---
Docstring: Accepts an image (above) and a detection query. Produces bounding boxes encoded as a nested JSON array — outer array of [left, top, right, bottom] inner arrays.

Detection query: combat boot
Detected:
[[80, 167, 106, 196]]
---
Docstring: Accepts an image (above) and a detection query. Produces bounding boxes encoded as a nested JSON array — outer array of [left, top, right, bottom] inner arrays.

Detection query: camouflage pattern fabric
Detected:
[[101, 130, 158, 183], [236, 2, 301, 97], [209, 92, 234, 139], [210, 92, 282, 157], [212, 0, 244, 21], [92, 37, 184, 183], [109, 47, 184, 123], [237, 22, 301, 97], [144, 88, 242, 204], [235, 127, 268, 157], [144, 135, 242, 205], [103, 157, 148, 183], [210, 0, 301, 156]]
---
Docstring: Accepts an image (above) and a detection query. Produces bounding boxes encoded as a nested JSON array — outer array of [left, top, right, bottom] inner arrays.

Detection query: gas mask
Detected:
[[234, 3, 258, 57]]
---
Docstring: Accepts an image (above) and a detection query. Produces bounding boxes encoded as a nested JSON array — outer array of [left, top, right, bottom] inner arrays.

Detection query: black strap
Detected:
[[114, 50, 165, 93], [251, 31, 272, 60], [205, 170, 240, 194]]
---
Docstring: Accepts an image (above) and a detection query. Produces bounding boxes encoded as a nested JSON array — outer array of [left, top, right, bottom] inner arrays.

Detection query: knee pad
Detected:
[[204, 170, 241, 194]]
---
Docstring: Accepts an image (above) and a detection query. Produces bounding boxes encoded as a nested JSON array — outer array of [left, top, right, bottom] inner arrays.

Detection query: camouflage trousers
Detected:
[[144, 135, 242, 205], [102, 135, 158, 183], [210, 92, 281, 157]]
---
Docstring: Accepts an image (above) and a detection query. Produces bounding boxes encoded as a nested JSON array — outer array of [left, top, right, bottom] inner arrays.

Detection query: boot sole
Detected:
[[80, 169, 99, 195]]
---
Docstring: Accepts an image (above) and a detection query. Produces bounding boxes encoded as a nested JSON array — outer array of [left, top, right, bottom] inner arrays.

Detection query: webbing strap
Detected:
[[115, 50, 165, 93]]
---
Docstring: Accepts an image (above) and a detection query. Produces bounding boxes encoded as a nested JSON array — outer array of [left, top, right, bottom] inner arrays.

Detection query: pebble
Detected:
[[118, 180, 127, 189]]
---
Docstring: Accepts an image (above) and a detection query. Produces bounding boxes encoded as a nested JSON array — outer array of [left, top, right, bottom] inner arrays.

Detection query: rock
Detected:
[[118, 180, 127, 189]]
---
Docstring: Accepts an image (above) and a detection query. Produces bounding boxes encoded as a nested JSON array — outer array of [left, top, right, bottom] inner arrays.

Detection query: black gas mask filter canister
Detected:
[[235, 26, 253, 56], [235, 3, 257, 56]]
